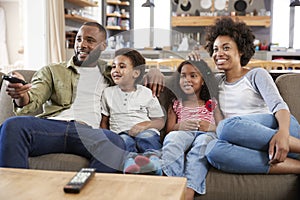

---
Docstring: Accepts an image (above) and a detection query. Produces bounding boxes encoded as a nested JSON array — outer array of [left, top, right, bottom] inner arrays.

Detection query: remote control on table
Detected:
[[63, 168, 96, 194]]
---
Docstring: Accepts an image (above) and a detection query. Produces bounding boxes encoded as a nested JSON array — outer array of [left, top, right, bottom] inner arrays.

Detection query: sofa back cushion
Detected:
[[275, 73, 300, 123]]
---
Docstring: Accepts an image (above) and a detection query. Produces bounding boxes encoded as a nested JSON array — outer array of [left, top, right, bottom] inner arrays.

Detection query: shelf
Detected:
[[106, 25, 129, 31], [65, 14, 97, 23], [107, 1, 130, 6], [171, 16, 271, 28], [65, 0, 98, 7], [106, 13, 129, 18]]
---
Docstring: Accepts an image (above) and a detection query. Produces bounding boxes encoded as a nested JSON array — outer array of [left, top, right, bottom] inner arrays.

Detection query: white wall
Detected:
[[23, 0, 48, 69], [0, 0, 23, 66], [0, 0, 48, 69]]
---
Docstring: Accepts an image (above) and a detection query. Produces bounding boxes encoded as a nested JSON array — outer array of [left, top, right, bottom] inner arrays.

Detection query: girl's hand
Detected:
[[178, 119, 200, 131], [268, 130, 289, 164], [199, 120, 216, 132]]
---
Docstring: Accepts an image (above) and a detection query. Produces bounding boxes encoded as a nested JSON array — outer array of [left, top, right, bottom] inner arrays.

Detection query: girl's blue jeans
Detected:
[[161, 130, 216, 195], [0, 116, 126, 172], [205, 114, 300, 174]]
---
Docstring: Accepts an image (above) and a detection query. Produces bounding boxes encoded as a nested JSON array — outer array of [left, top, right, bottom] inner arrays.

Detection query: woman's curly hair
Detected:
[[205, 17, 255, 67]]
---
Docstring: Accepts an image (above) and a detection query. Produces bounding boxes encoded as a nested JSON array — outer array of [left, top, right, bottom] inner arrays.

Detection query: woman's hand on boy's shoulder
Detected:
[[143, 68, 165, 97]]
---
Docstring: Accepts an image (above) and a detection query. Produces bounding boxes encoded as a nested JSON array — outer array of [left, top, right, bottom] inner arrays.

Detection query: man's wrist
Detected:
[[13, 99, 23, 108]]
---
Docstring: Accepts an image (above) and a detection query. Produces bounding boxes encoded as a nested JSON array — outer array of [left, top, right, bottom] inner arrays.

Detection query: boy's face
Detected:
[[111, 55, 140, 89]]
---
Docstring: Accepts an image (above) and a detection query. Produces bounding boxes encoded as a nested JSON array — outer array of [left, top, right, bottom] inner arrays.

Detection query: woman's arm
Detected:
[[213, 104, 224, 125]]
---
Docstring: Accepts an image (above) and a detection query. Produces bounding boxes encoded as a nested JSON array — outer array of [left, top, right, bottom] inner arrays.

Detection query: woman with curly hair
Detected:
[[204, 17, 300, 174]]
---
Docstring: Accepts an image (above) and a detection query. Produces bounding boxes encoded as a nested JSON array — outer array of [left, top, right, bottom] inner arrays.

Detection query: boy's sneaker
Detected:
[[135, 155, 162, 175]]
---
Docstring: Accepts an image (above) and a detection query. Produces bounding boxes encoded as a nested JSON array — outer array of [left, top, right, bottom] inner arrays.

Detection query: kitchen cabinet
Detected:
[[171, 16, 271, 27], [103, 0, 133, 37]]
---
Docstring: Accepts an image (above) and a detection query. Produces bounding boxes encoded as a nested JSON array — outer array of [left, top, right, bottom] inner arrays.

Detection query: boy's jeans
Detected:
[[120, 129, 161, 157]]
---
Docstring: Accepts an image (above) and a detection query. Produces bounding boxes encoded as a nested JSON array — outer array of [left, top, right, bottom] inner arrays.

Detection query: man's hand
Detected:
[[5, 72, 31, 106], [143, 68, 165, 97]]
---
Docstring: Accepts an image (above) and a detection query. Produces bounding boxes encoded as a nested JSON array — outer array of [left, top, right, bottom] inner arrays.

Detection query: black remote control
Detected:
[[2, 75, 28, 85], [63, 168, 96, 194]]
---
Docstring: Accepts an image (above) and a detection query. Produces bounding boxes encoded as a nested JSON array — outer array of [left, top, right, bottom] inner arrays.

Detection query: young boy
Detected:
[[100, 48, 165, 175]]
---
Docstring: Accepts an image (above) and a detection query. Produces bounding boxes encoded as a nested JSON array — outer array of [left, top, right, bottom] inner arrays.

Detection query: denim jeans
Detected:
[[205, 114, 300, 174], [0, 116, 126, 172], [120, 129, 161, 157], [161, 130, 216, 194]]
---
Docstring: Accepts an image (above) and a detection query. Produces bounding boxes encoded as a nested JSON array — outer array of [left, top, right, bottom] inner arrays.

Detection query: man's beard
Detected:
[[73, 50, 102, 67]]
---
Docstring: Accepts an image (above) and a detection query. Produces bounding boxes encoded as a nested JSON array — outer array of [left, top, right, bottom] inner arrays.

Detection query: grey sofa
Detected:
[[1, 70, 300, 200]]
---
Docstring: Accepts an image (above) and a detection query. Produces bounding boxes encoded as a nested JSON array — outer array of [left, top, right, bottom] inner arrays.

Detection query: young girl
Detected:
[[161, 60, 220, 200], [100, 48, 165, 175]]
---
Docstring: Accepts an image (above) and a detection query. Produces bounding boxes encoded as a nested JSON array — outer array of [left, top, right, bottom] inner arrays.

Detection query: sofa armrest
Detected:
[[275, 73, 300, 123], [0, 70, 38, 124]]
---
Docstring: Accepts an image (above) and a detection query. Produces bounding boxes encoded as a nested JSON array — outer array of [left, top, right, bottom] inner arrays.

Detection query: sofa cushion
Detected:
[[195, 168, 300, 200], [28, 154, 89, 171]]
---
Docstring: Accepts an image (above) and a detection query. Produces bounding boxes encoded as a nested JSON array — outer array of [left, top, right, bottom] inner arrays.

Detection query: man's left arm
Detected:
[[143, 68, 165, 97]]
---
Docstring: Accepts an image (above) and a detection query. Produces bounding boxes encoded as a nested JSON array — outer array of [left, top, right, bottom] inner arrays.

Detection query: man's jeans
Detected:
[[161, 130, 216, 195], [0, 116, 126, 172], [205, 114, 300, 174]]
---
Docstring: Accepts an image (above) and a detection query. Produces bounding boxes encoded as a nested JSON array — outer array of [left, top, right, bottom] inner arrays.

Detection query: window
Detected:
[[272, 0, 300, 49], [133, 1, 170, 48]]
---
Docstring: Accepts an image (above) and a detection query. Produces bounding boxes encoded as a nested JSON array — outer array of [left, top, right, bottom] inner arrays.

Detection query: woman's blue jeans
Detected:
[[205, 114, 300, 174], [161, 130, 216, 194], [0, 116, 126, 172]]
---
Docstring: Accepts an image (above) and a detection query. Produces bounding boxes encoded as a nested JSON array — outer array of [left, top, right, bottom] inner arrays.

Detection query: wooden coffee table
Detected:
[[0, 168, 186, 200]]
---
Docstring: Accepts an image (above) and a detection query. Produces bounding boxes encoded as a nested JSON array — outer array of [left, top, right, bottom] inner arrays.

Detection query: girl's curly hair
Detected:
[[205, 17, 255, 67]]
